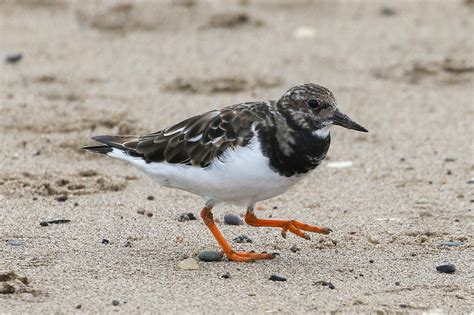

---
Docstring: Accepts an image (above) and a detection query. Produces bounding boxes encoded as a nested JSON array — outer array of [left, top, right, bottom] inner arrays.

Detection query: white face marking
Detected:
[[313, 126, 330, 138]]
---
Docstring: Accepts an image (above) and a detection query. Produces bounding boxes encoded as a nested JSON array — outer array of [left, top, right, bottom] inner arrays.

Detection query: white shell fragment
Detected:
[[326, 161, 353, 168], [293, 26, 317, 39]]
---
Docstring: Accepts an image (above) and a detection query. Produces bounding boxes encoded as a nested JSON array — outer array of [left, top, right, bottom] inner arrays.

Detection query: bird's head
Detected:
[[277, 83, 368, 136]]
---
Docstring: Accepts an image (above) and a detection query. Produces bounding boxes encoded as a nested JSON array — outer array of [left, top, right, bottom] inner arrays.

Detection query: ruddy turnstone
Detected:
[[83, 83, 368, 262]]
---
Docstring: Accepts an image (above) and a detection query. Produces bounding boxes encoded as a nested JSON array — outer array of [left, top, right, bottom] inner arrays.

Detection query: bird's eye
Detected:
[[307, 99, 320, 108]]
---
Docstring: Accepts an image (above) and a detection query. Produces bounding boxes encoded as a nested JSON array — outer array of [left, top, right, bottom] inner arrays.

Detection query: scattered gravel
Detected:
[[198, 251, 223, 262], [224, 214, 243, 225]]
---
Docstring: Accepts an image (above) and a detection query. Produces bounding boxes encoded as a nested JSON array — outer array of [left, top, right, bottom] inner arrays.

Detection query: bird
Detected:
[[83, 83, 368, 262]]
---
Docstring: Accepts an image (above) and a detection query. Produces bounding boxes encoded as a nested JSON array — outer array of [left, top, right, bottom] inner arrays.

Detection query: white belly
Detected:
[[109, 137, 304, 204]]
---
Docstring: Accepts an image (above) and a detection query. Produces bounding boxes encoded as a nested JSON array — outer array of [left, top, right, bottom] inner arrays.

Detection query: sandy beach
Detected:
[[1, 0, 473, 313]]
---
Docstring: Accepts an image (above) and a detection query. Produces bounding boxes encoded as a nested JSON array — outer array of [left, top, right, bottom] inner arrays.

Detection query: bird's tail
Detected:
[[82, 145, 113, 154]]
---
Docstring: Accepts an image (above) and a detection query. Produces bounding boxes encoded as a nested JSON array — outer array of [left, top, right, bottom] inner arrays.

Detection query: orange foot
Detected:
[[245, 212, 332, 240], [200, 207, 276, 262]]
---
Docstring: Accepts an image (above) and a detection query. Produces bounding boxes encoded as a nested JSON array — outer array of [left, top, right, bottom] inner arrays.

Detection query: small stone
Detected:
[[232, 235, 253, 243], [177, 212, 197, 222], [146, 195, 155, 200], [438, 241, 464, 247], [444, 157, 456, 162], [436, 264, 456, 274], [198, 251, 223, 262], [221, 272, 231, 279], [146, 212, 153, 217], [269, 274, 287, 281], [112, 300, 119, 306], [369, 259, 374, 263], [55, 194, 68, 202], [74, 202, 79, 207], [447, 170, 452, 175], [314, 280, 335, 289], [178, 258, 199, 270], [124, 241, 132, 247], [290, 245, 300, 253], [5, 53, 22, 64], [137, 209, 146, 215], [6, 239, 23, 246], [76, 305, 82, 309], [32, 150, 41, 157], [467, 179, 474, 185], [380, 6, 396, 16], [395, 281, 401, 286], [224, 214, 243, 225], [101, 239, 110, 245]]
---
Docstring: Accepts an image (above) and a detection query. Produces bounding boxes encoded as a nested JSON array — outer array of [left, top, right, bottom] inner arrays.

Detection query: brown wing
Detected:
[[118, 103, 266, 167]]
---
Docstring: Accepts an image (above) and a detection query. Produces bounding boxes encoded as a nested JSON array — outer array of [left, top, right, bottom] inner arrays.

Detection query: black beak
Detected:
[[331, 110, 368, 132]]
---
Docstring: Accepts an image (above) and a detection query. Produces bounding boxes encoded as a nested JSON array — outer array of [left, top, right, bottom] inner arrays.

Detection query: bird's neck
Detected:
[[258, 113, 331, 177]]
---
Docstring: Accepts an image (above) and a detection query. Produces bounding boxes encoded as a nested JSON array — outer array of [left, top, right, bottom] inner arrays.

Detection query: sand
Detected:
[[1, 0, 473, 313]]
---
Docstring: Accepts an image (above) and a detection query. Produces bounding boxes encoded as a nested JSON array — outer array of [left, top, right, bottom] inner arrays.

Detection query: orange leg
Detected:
[[245, 211, 332, 240], [200, 207, 276, 262]]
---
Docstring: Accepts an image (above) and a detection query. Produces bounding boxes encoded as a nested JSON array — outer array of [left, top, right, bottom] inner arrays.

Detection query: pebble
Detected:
[[178, 258, 199, 270], [314, 280, 335, 289], [6, 240, 23, 246], [380, 6, 396, 16], [198, 251, 223, 262], [438, 241, 464, 247], [293, 26, 316, 39], [224, 214, 243, 225], [146, 195, 155, 200], [112, 300, 119, 306], [5, 53, 22, 64], [54, 195, 68, 202], [232, 235, 253, 243], [436, 264, 456, 274], [467, 179, 474, 184], [39, 219, 71, 226], [221, 272, 231, 279], [101, 239, 110, 245], [269, 274, 287, 282], [289, 245, 300, 253], [177, 212, 197, 222]]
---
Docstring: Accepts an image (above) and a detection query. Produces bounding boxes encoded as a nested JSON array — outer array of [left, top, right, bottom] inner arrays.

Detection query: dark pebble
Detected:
[[232, 235, 253, 243], [467, 179, 474, 185], [444, 157, 456, 162], [112, 300, 119, 306], [272, 206, 278, 210], [380, 6, 396, 16], [221, 272, 231, 279], [55, 195, 68, 202], [5, 53, 22, 64], [124, 241, 132, 247], [369, 259, 374, 263], [436, 264, 456, 274], [224, 214, 243, 225], [147, 195, 155, 200], [269, 274, 287, 282], [290, 245, 300, 253], [40, 219, 71, 226], [395, 281, 401, 286], [447, 170, 452, 175], [177, 212, 197, 222], [314, 280, 335, 289], [101, 239, 110, 245], [146, 212, 153, 217], [6, 239, 23, 246], [74, 202, 79, 207], [32, 150, 41, 157], [76, 305, 82, 309], [198, 251, 223, 262]]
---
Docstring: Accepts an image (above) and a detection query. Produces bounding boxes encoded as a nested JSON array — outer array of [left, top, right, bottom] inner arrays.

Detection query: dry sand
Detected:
[[1, 0, 473, 313]]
